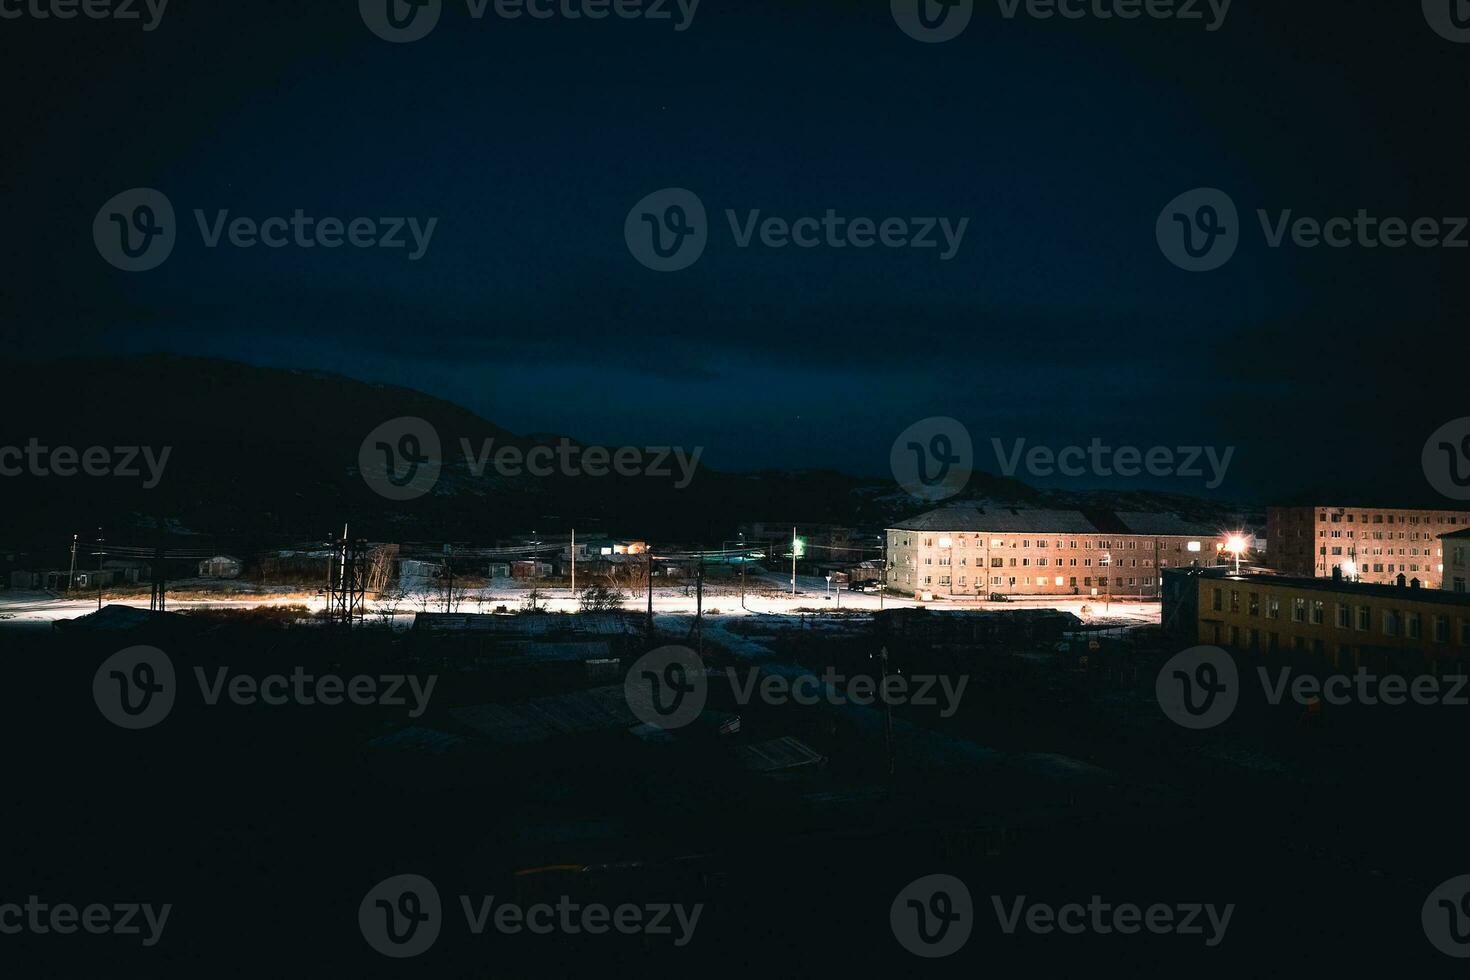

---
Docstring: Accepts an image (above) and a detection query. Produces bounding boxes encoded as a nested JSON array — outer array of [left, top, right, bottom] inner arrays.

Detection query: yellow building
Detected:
[[1181, 569, 1470, 669]]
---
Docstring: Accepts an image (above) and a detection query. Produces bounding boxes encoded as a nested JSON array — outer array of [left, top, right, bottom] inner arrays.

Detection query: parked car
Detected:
[[988, 593, 1011, 602], [848, 581, 879, 593]]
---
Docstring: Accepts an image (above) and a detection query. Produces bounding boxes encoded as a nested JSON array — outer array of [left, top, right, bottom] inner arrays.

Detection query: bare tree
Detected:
[[578, 583, 627, 613]]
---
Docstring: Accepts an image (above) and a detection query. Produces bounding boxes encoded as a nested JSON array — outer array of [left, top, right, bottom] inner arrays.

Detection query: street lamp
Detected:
[[1225, 534, 1248, 575], [1342, 559, 1358, 582]]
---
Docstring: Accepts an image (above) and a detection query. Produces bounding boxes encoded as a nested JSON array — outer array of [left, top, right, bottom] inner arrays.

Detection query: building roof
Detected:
[[1440, 528, 1470, 540], [889, 505, 1216, 538], [1201, 571, 1470, 608], [1112, 511, 1219, 536]]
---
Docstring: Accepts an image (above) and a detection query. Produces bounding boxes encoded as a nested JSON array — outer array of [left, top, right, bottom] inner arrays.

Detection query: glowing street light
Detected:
[[1342, 559, 1358, 581], [1224, 534, 1248, 575]]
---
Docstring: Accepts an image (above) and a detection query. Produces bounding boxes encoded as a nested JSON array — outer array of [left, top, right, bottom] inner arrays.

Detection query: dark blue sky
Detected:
[[3, 0, 1465, 502]]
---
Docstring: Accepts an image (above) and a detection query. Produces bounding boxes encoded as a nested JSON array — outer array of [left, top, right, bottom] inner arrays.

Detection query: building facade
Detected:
[[1443, 528, 1470, 594], [885, 506, 1220, 598], [1172, 568, 1470, 669], [1266, 505, 1470, 588]]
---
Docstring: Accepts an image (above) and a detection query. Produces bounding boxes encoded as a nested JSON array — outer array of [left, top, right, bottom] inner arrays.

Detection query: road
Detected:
[[0, 569, 1161, 630]]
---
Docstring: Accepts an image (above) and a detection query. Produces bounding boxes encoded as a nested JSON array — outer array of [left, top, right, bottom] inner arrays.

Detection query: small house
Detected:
[[198, 556, 243, 579]]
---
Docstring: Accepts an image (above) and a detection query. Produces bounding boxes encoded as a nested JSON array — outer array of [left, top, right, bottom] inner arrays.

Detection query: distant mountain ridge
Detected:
[[0, 355, 1255, 555]]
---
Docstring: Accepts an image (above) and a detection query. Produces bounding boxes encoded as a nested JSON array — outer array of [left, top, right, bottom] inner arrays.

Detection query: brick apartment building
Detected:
[[1266, 505, 1470, 588], [885, 506, 1221, 598], [1444, 528, 1470, 594]]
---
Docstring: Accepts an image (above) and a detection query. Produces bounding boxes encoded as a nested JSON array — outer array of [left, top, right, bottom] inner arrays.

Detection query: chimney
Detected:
[[1411, 578, 1421, 589], [1396, 573, 1407, 588], [1332, 566, 1342, 582]]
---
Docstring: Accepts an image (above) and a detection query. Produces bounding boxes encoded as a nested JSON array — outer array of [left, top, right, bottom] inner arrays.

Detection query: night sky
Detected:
[[3, 0, 1466, 503]]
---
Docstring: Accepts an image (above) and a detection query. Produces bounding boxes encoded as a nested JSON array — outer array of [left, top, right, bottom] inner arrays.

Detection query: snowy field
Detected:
[[0, 572, 1161, 632]]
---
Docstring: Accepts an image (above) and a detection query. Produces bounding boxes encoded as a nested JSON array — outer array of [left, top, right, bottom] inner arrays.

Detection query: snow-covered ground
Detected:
[[0, 571, 1161, 631]]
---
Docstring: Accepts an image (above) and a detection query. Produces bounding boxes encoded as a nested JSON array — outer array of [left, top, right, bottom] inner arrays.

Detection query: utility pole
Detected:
[[695, 553, 704, 653], [878, 646, 896, 779], [443, 542, 454, 613], [645, 549, 654, 643], [150, 546, 166, 612], [791, 526, 797, 596], [67, 533, 78, 594], [93, 528, 105, 610], [570, 528, 576, 600]]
